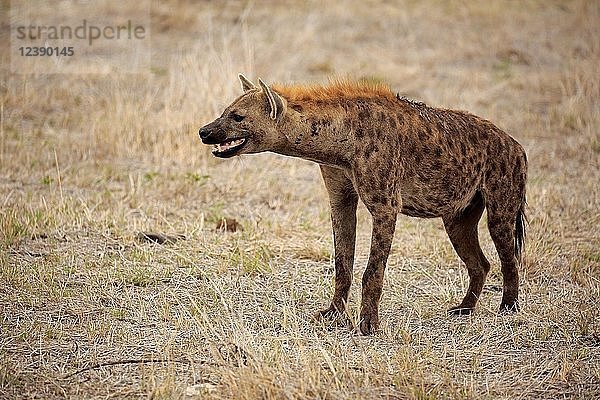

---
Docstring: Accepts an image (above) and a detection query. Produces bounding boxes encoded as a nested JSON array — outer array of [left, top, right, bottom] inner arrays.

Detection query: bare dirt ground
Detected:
[[1, 1, 599, 398]]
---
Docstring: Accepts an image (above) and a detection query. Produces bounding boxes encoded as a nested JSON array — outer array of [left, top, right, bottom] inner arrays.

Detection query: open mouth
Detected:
[[212, 138, 248, 158]]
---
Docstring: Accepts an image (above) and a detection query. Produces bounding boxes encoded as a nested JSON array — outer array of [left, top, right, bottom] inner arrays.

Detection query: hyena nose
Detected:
[[198, 127, 212, 140]]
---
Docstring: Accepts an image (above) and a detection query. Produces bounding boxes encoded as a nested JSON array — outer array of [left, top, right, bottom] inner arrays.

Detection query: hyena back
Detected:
[[198, 75, 527, 335]]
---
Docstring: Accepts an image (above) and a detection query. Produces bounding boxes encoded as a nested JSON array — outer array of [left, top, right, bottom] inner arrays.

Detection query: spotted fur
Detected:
[[198, 75, 528, 335]]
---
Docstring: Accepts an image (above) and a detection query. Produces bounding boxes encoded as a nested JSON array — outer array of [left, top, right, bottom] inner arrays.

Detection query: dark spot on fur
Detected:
[[432, 197, 447, 207], [512, 163, 522, 180], [374, 228, 387, 242], [364, 142, 376, 158], [311, 122, 319, 136], [498, 162, 507, 176], [372, 194, 384, 204], [436, 121, 445, 133]]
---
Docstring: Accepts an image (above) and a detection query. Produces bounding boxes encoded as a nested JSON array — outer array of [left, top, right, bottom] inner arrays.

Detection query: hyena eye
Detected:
[[231, 113, 245, 122]]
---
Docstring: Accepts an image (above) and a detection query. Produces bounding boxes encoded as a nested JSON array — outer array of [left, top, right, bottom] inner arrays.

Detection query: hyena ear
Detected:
[[258, 78, 286, 121], [238, 73, 257, 92]]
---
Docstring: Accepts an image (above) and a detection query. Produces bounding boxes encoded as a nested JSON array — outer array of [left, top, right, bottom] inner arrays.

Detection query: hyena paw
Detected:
[[315, 304, 346, 323], [448, 305, 474, 316], [358, 311, 379, 335], [500, 300, 519, 313]]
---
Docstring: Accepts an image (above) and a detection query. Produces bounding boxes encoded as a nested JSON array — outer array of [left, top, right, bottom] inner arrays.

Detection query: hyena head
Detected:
[[198, 74, 287, 158]]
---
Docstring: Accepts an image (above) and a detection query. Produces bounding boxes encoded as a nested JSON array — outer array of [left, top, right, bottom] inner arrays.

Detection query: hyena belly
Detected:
[[400, 168, 483, 218]]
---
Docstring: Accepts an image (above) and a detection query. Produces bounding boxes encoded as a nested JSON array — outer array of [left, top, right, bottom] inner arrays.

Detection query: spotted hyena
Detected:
[[198, 74, 527, 335]]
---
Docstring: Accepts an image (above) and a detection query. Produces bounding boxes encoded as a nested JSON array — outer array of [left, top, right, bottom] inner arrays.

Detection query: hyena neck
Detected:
[[274, 110, 353, 168]]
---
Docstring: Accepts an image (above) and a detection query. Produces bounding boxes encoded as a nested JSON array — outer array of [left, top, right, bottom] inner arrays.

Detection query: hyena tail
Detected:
[[515, 198, 527, 263], [514, 153, 528, 263]]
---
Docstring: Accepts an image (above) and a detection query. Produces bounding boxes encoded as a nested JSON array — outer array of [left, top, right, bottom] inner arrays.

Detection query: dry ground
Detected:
[[1, 1, 599, 399]]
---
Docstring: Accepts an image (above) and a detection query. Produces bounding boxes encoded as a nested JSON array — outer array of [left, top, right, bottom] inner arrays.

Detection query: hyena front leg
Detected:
[[359, 205, 397, 335], [319, 166, 358, 318]]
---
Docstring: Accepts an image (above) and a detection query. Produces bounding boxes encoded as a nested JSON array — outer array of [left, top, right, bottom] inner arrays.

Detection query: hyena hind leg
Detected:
[[484, 187, 526, 312], [483, 146, 527, 312], [486, 209, 521, 312], [443, 191, 491, 315]]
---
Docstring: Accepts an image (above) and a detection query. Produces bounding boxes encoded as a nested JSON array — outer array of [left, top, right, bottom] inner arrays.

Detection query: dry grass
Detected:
[[1, 0, 599, 398]]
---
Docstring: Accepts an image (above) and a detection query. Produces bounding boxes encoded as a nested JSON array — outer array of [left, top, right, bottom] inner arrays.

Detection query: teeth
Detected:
[[212, 138, 245, 153]]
